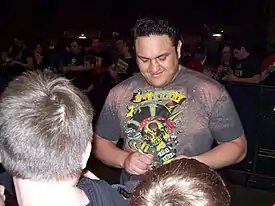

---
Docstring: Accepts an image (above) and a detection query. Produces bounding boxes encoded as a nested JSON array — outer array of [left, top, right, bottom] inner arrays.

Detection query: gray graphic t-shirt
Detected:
[[95, 66, 244, 184]]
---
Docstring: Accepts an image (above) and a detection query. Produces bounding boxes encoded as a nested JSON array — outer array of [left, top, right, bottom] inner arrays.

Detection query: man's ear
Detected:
[[82, 143, 91, 169], [240, 46, 246, 52], [177, 40, 183, 59]]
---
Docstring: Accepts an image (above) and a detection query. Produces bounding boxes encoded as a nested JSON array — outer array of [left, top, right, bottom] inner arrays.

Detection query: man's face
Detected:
[[135, 35, 181, 87], [233, 48, 245, 60], [35, 44, 42, 54], [95, 56, 102, 68], [70, 41, 79, 54], [84, 60, 94, 70], [116, 39, 125, 53], [92, 39, 100, 51]]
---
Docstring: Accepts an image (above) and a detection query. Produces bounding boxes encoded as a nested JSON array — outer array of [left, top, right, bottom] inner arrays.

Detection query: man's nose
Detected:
[[148, 59, 160, 73]]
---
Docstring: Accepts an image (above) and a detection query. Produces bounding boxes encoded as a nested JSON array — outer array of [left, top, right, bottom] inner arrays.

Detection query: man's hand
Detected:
[[223, 74, 239, 82], [123, 152, 153, 175], [9, 60, 20, 66]]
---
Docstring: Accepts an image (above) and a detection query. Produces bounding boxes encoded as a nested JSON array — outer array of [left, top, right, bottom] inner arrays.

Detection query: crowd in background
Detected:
[[1, 33, 275, 123]]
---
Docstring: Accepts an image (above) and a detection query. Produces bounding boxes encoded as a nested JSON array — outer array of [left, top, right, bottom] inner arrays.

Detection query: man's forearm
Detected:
[[69, 65, 88, 71], [194, 141, 246, 169], [16, 62, 32, 69], [234, 75, 260, 84], [94, 137, 129, 168]]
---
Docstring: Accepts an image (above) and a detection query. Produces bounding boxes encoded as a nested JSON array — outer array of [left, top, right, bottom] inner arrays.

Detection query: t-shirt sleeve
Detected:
[[77, 178, 127, 206], [209, 89, 244, 143], [95, 88, 121, 142]]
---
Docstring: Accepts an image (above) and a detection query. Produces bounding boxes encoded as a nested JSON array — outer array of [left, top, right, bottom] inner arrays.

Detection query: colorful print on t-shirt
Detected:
[[125, 89, 185, 166]]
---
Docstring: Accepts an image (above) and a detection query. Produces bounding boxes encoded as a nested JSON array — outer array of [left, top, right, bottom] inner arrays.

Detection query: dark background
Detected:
[[0, 0, 268, 45]]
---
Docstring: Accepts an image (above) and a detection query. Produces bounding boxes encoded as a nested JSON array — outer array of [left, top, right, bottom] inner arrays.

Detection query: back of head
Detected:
[[0, 71, 93, 181], [132, 17, 180, 47], [131, 159, 231, 206]]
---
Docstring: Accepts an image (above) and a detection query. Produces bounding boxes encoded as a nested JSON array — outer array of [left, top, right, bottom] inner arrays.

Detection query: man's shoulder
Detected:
[[181, 67, 224, 93], [77, 178, 126, 206], [109, 73, 145, 95], [77, 177, 109, 190], [244, 55, 260, 65], [117, 73, 144, 85], [179, 67, 227, 112]]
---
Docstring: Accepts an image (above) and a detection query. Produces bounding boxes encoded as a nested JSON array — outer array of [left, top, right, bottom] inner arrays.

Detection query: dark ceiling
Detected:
[[0, 0, 267, 39]]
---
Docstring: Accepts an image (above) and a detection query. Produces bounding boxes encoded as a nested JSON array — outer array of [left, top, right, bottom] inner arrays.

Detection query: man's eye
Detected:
[[141, 59, 149, 63], [158, 56, 167, 61]]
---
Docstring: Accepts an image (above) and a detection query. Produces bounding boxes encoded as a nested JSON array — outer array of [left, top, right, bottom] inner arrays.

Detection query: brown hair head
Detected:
[[131, 158, 230, 206]]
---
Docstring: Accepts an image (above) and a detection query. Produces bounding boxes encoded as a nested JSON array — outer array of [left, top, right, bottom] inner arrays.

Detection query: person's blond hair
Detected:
[[131, 159, 230, 206], [0, 71, 93, 181]]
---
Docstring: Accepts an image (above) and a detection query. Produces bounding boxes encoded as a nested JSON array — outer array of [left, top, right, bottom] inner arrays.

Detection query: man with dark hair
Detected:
[[94, 18, 246, 189], [224, 41, 261, 83], [0, 71, 126, 206], [62, 39, 96, 91], [107, 36, 137, 82], [131, 158, 231, 206], [62, 39, 85, 71], [91, 37, 102, 54]]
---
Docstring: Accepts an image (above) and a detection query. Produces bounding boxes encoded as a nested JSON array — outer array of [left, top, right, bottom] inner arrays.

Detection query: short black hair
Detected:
[[114, 36, 127, 42], [92, 36, 102, 42], [132, 17, 180, 47], [232, 40, 251, 52], [70, 38, 79, 44]]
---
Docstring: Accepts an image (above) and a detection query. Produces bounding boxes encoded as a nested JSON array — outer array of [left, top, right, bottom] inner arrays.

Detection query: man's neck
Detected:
[[124, 52, 132, 59], [13, 177, 89, 206], [242, 52, 250, 59], [169, 65, 182, 85]]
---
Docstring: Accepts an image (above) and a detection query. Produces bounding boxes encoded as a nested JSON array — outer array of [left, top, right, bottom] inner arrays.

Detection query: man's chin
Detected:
[[146, 79, 168, 88], [142, 73, 170, 88]]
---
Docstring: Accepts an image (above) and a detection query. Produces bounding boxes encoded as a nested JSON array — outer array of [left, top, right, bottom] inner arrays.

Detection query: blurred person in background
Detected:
[[224, 41, 261, 84]]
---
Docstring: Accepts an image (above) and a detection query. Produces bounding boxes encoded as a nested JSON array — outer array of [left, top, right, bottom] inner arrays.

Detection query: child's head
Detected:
[[131, 158, 231, 206], [0, 71, 93, 182]]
